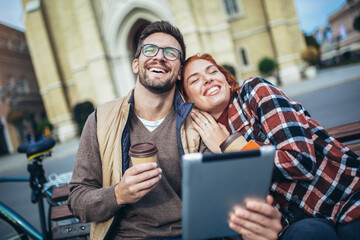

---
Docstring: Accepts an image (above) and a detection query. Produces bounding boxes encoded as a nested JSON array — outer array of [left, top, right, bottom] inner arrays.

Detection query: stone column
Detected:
[[72, 0, 116, 106], [262, 0, 306, 85], [22, 0, 76, 142]]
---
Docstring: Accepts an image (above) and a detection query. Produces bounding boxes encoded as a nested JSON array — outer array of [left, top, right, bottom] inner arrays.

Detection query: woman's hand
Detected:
[[190, 109, 229, 153], [229, 195, 283, 240]]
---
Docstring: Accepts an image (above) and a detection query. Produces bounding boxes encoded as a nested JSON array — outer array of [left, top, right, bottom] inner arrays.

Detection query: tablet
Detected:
[[182, 146, 275, 240]]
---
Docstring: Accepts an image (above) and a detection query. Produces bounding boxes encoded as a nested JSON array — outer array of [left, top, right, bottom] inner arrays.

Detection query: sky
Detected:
[[0, 0, 347, 35], [0, 0, 24, 31], [293, 0, 346, 34]]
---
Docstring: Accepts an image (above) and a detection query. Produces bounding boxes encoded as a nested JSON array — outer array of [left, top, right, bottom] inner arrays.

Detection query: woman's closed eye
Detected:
[[208, 66, 218, 74], [189, 78, 199, 85]]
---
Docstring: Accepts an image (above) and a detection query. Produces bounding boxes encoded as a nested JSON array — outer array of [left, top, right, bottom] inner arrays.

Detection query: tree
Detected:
[[73, 101, 94, 136], [258, 57, 282, 85], [301, 46, 320, 66], [258, 57, 277, 76], [304, 34, 320, 50], [37, 119, 53, 139], [222, 64, 236, 77]]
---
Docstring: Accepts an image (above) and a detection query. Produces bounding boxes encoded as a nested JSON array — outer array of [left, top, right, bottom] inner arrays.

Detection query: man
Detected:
[[68, 20, 282, 240]]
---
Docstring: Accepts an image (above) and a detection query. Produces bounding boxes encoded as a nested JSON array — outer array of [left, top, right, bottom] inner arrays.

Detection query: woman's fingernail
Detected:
[[247, 201, 256, 209], [236, 208, 243, 216]]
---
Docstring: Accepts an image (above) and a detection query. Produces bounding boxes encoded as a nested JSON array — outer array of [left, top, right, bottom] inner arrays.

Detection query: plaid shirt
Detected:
[[228, 77, 360, 224]]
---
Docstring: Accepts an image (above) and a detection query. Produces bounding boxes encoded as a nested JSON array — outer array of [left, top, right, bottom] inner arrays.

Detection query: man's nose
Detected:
[[153, 48, 166, 60]]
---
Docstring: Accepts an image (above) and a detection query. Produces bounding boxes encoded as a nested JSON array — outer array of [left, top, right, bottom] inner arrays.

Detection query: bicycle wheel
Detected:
[[0, 215, 28, 240]]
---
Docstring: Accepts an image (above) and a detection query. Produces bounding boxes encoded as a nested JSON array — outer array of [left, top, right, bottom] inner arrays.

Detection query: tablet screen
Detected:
[[182, 146, 275, 240]]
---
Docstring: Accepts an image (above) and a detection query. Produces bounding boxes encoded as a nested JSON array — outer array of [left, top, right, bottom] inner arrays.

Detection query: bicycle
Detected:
[[0, 138, 90, 240]]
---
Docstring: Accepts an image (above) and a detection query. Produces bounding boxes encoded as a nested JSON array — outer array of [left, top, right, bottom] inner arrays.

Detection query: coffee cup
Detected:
[[129, 142, 158, 165], [219, 132, 247, 152]]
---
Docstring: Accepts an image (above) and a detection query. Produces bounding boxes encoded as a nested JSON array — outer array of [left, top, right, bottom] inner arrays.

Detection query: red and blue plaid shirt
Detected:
[[228, 77, 360, 224]]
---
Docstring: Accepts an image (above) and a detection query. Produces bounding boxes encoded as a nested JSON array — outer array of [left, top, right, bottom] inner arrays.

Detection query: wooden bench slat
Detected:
[[51, 205, 74, 221], [52, 185, 70, 202], [346, 142, 360, 156], [325, 121, 360, 143]]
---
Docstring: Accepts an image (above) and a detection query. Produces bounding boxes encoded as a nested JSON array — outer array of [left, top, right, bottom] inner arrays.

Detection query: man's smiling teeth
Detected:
[[149, 67, 165, 73], [206, 86, 219, 95]]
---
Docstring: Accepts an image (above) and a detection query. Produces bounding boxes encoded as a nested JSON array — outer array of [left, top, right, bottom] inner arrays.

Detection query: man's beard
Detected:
[[139, 70, 177, 94]]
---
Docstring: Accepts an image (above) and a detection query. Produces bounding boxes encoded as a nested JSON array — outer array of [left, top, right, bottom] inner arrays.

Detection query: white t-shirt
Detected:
[[137, 116, 165, 132]]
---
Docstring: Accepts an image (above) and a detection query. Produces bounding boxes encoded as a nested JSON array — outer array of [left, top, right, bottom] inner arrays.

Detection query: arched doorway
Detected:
[[127, 19, 151, 59], [104, 1, 175, 98]]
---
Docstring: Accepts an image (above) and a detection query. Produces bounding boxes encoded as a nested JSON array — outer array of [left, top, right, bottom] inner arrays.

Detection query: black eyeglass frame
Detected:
[[140, 44, 182, 61]]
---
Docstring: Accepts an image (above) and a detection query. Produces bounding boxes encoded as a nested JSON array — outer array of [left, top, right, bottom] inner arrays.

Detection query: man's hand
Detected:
[[190, 110, 229, 153], [114, 162, 162, 205], [228, 195, 282, 240]]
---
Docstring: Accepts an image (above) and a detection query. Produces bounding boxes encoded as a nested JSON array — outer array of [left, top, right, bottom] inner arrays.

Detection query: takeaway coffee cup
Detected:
[[219, 131, 247, 152], [129, 142, 158, 165]]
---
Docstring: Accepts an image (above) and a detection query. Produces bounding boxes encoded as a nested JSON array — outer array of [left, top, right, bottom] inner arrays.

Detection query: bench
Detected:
[[50, 185, 91, 239], [48, 122, 359, 239], [324, 121, 360, 156]]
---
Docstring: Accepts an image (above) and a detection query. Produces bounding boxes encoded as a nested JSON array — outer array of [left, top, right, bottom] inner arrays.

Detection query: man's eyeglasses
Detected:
[[141, 44, 181, 61]]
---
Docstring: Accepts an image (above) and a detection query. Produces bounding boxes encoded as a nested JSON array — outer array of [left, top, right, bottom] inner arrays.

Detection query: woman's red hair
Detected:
[[178, 53, 240, 101]]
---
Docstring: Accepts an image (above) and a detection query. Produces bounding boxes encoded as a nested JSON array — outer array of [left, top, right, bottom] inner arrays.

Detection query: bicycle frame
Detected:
[[0, 201, 42, 240], [0, 139, 82, 240], [0, 162, 54, 240]]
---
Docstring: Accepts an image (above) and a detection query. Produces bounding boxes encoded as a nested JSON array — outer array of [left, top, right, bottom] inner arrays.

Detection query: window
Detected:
[[23, 43, 30, 55], [7, 76, 15, 92], [0, 39, 10, 49], [222, 0, 243, 18], [16, 78, 29, 95], [347, 0, 354, 5], [240, 48, 248, 66], [13, 41, 21, 52], [0, 86, 5, 102]]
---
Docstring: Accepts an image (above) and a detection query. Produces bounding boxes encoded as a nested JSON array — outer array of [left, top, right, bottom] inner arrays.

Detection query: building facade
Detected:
[[322, 0, 360, 62], [21, 0, 306, 142], [0, 23, 46, 154]]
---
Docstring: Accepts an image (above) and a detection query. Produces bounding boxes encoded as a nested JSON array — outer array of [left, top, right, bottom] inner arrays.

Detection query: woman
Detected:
[[178, 53, 360, 240]]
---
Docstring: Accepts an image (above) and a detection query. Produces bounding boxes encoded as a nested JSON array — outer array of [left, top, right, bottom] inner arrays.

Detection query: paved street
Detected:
[[0, 140, 78, 232], [292, 80, 360, 128], [281, 62, 360, 128], [0, 62, 359, 232]]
